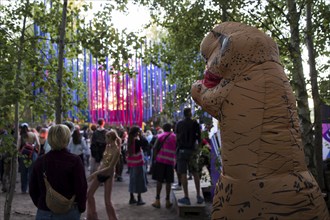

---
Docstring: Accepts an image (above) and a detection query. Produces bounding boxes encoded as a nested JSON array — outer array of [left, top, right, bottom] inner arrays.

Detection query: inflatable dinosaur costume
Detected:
[[191, 22, 329, 220]]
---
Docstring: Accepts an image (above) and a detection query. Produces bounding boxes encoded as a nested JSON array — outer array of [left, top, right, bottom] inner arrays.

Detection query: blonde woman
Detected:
[[29, 124, 87, 220], [87, 129, 121, 220]]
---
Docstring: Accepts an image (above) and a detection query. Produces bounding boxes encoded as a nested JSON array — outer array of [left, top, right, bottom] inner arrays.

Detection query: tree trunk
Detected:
[[306, 0, 324, 189], [286, 0, 317, 177], [4, 155, 18, 220], [55, 0, 68, 124], [220, 0, 228, 22], [4, 1, 29, 219]]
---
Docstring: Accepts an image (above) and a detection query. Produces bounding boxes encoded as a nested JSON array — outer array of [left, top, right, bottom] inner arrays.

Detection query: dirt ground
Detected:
[[0, 164, 212, 220]]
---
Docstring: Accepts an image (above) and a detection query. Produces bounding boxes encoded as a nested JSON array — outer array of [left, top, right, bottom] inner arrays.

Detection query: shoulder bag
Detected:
[[153, 132, 172, 157], [43, 156, 76, 214]]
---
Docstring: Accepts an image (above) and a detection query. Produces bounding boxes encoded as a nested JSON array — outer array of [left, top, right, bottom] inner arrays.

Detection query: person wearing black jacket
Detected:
[[90, 118, 107, 174], [175, 107, 204, 205], [148, 129, 163, 174]]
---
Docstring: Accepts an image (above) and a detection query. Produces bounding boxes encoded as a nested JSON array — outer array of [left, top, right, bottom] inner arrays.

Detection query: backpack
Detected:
[[19, 143, 35, 159], [19, 134, 35, 160], [91, 129, 107, 163]]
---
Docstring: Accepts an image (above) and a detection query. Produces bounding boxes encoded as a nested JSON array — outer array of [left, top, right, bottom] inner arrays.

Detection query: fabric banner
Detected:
[[88, 65, 144, 126], [210, 130, 221, 198], [323, 123, 330, 160]]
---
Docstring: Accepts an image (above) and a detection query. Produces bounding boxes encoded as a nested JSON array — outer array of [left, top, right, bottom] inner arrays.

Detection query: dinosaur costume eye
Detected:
[[210, 30, 230, 58]]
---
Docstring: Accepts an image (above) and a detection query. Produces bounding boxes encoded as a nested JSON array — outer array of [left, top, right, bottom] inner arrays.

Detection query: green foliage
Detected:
[[0, 132, 17, 170], [320, 76, 330, 105], [135, 0, 250, 115], [0, 0, 40, 123], [310, 1, 330, 57], [1, 0, 144, 125], [197, 130, 212, 182], [134, 0, 329, 120], [236, 0, 330, 88], [76, 2, 145, 77], [2, 0, 328, 126]]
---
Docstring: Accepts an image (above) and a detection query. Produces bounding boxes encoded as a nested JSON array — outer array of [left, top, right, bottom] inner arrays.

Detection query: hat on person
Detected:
[[21, 123, 29, 128]]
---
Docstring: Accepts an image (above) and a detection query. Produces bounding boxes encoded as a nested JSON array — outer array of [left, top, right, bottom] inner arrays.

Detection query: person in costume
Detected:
[[191, 22, 329, 219]]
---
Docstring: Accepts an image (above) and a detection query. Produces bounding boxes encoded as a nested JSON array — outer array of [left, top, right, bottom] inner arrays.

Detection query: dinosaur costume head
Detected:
[[192, 22, 328, 219]]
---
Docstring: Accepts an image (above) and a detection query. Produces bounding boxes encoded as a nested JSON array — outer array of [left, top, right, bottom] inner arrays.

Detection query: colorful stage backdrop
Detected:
[[34, 23, 176, 127], [322, 123, 330, 159], [85, 58, 174, 126]]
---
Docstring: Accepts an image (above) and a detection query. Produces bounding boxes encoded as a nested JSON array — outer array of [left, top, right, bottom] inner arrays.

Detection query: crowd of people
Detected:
[[0, 107, 210, 220]]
